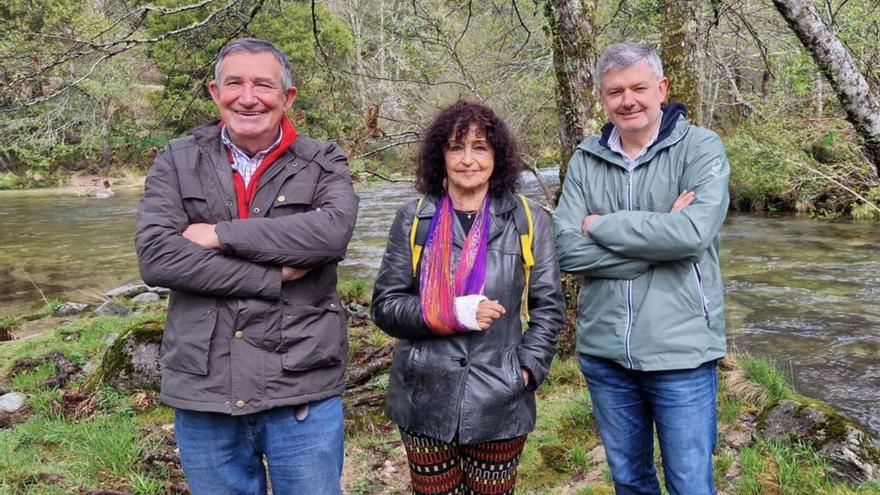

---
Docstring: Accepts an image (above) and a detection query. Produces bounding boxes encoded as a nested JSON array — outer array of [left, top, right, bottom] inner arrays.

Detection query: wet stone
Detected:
[[53, 302, 89, 317]]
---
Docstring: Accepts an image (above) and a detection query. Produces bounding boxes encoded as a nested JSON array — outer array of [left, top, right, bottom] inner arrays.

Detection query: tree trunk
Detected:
[[544, 0, 599, 185], [773, 0, 880, 178], [661, 0, 704, 125]]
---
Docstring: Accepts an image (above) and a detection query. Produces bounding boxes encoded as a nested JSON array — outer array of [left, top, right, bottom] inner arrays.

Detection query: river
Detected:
[[1, 169, 878, 434]]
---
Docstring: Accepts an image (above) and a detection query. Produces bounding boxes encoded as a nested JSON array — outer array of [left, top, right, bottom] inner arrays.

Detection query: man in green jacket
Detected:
[[554, 42, 730, 495]]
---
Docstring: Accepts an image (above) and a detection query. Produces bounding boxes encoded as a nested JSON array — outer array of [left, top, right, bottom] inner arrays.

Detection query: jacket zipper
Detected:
[[692, 262, 711, 326], [624, 170, 635, 368]]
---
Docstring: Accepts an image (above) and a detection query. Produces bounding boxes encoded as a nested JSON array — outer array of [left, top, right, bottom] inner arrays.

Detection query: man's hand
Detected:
[[581, 214, 601, 236], [521, 369, 530, 388], [182, 223, 220, 249], [475, 299, 506, 330], [282, 266, 311, 282], [670, 190, 695, 212]]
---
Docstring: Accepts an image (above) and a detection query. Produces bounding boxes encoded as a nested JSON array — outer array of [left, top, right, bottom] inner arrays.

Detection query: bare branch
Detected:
[[355, 139, 421, 159], [510, 0, 532, 57]]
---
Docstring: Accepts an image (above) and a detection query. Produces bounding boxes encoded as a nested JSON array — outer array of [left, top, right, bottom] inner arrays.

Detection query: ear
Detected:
[[208, 80, 221, 105], [658, 76, 669, 101], [283, 86, 298, 110]]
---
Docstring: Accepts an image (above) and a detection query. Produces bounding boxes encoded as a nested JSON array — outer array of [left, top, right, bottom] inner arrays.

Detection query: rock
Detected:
[[82, 361, 98, 376], [760, 399, 879, 483], [53, 302, 89, 317], [0, 392, 27, 414], [148, 286, 171, 297], [93, 300, 130, 317], [99, 319, 164, 392], [104, 282, 149, 299], [345, 302, 370, 320], [132, 292, 160, 304], [85, 188, 114, 199], [103, 333, 119, 345]]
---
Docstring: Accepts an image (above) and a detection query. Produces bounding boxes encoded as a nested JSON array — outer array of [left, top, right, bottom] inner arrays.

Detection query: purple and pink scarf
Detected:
[[419, 194, 491, 335]]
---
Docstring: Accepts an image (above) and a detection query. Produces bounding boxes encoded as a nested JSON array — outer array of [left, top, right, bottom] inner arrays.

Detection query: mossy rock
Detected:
[[759, 399, 878, 483], [97, 318, 164, 392]]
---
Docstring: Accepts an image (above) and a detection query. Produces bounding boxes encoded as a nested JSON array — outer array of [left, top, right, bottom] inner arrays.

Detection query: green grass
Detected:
[[740, 356, 797, 404]]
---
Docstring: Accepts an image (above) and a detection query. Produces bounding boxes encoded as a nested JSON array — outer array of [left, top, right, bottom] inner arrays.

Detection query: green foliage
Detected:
[[734, 439, 834, 495], [0, 172, 21, 189], [337, 278, 370, 305], [147, 1, 355, 139], [724, 113, 878, 217], [740, 356, 794, 404]]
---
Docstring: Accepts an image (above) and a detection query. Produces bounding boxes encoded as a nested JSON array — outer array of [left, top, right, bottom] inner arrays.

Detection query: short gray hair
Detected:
[[597, 43, 663, 88], [214, 38, 293, 91]]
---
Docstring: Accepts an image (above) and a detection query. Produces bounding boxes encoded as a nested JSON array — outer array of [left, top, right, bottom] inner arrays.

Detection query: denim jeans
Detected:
[[579, 355, 718, 495], [174, 395, 344, 495]]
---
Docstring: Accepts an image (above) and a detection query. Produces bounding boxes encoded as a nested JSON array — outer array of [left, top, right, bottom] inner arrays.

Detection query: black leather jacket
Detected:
[[371, 190, 564, 443]]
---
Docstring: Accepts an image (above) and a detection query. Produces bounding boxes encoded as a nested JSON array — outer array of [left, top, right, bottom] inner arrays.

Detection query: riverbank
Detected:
[[1, 285, 878, 494]]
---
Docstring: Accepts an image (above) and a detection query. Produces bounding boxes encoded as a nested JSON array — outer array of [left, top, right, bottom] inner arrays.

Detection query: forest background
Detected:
[[0, 0, 879, 219]]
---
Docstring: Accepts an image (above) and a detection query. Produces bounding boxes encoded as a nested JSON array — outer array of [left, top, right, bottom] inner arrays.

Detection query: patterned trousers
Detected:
[[399, 428, 528, 495]]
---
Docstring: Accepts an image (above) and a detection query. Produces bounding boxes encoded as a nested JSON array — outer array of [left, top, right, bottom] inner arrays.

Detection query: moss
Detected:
[[97, 319, 164, 387]]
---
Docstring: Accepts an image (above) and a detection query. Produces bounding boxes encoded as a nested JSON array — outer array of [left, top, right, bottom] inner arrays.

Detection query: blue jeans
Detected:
[[174, 396, 344, 495], [579, 355, 718, 495]]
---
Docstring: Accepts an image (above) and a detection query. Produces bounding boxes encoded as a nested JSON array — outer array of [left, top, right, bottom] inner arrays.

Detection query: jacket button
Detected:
[[329, 303, 336, 309], [226, 200, 233, 207], [277, 195, 286, 203], [459, 358, 468, 367], [252, 207, 260, 214], [235, 400, 245, 409], [234, 330, 244, 339]]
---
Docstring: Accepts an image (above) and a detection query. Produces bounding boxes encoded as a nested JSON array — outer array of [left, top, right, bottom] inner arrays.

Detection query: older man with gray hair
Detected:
[[135, 37, 358, 494], [554, 42, 730, 494]]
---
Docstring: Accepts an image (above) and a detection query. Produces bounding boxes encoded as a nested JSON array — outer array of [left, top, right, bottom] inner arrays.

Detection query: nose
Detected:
[[621, 89, 636, 107], [238, 84, 257, 105], [460, 147, 476, 166]]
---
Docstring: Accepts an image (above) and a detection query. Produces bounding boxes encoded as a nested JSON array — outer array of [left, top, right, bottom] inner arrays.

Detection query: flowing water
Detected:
[[1, 170, 878, 434]]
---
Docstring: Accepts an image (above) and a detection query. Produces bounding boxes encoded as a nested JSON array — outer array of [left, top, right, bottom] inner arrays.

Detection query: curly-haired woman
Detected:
[[371, 100, 564, 494]]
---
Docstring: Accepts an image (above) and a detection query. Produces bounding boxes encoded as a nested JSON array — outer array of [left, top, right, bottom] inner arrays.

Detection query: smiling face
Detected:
[[443, 123, 495, 200], [599, 60, 668, 140], [208, 51, 297, 154]]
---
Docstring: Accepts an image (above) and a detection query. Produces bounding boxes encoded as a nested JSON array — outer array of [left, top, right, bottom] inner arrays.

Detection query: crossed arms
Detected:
[[553, 132, 730, 279], [134, 142, 358, 299]]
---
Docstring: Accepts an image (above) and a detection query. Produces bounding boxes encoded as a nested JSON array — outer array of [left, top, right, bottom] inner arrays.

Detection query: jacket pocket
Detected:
[[691, 262, 711, 327], [160, 297, 218, 376], [268, 180, 317, 217], [504, 346, 525, 399], [279, 300, 346, 371], [179, 180, 214, 224]]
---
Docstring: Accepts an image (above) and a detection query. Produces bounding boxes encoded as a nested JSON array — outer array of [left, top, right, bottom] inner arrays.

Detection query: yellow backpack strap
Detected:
[[517, 195, 535, 321], [410, 197, 425, 276]]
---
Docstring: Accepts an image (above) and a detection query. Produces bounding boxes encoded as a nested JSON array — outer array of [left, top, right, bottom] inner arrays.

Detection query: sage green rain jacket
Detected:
[[554, 107, 730, 371]]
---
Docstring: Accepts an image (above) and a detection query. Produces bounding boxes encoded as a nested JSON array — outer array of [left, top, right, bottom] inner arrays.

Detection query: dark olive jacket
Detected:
[[371, 191, 564, 444], [135, 121, 359, 414]]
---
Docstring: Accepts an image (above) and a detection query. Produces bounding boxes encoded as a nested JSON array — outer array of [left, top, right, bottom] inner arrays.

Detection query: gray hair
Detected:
[[214, 38, 293, 91], [597, 43, 664, 88]]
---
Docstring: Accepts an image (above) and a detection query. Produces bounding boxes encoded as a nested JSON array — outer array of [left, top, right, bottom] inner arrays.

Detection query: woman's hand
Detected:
[[475, 299, 506, 330]]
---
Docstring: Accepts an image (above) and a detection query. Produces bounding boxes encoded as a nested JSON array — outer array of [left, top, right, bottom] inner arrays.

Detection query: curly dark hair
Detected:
[[415, 100, 521, 196]]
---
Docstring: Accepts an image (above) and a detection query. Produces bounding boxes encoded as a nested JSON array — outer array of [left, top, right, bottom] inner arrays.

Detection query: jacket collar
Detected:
[[581, 102, 690, 169]]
